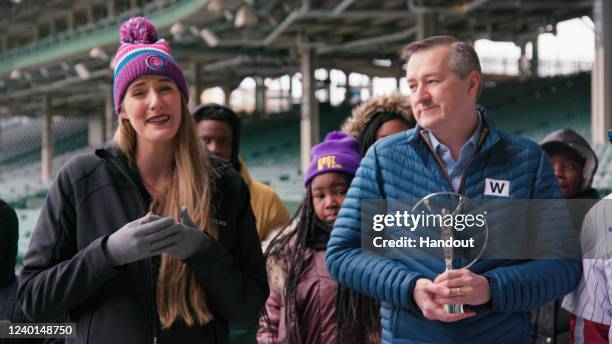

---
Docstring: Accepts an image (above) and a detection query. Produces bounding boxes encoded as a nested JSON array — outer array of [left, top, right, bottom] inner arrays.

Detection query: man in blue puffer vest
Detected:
[[326, 35, 581, 343]]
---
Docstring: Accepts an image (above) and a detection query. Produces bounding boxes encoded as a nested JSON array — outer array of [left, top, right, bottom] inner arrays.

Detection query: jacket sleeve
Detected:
[[325, 146, 424, 313], [17, 166, 120, 321], [185, 176, 269, 326], [253, 183, 291, 241], [483, 151, 581, 312], [264, 191, 291, 239], [257, 286, 283, 343], [0, 201, 18, 283]]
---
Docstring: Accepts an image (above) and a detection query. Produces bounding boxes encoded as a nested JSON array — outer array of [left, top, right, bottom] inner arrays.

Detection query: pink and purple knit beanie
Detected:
[[112, 17, 189, 114], [304, 131, 361, 186]]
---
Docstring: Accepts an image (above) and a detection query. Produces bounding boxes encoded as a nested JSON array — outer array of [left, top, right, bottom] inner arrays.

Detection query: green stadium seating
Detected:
[[7, 73, 612, 267], [244, 73, 610, 206], [0, 117, 88, 171]]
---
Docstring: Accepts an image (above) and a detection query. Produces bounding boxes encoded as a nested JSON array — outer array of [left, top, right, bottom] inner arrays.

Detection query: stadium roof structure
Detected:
[[0, 0, 595, 117]]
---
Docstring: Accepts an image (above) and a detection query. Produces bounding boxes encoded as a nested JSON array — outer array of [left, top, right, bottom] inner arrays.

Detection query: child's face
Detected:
[[549, 152, 584, 199], [311, 173, 349, 223]]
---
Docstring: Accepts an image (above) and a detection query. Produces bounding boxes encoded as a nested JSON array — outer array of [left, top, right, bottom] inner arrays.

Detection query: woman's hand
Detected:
[[163, 208, 212, 260], [105, 212, 181, 266]]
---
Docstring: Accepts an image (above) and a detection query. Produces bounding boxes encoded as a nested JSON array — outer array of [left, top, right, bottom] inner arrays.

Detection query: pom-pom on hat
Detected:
[[112, 17, 189, 114], [304, 131, 361, 186]]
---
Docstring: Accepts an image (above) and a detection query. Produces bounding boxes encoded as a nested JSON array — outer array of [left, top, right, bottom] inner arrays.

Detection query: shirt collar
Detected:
[[428, 111, 482, 154]]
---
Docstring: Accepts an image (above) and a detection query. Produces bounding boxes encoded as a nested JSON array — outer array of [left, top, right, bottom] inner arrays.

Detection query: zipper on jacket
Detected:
[[420, 128, 489, 270], [149, 258, 159, 344], [97, 149, 159, 344]]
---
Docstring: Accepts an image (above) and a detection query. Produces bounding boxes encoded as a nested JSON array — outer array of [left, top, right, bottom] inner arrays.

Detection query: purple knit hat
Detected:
[[112, 17, 189, 114], [304, 131, 361, 186]]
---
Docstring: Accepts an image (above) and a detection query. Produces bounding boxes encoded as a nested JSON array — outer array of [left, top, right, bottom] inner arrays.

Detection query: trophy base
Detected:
[[445, 304, 465, 314]]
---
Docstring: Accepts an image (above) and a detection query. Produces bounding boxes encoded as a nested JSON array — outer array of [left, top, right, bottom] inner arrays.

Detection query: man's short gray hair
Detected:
[[399, 35, 482, 96]]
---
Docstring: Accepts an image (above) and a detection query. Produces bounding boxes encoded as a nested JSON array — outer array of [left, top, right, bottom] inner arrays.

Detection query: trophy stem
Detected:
[[444, 267, 465, 314], [444, 303, 465, 314]]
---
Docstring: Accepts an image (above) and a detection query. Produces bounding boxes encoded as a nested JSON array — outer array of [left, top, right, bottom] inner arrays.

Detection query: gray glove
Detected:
[[163, 208, 211, 260], [105, 212, 181, 266]]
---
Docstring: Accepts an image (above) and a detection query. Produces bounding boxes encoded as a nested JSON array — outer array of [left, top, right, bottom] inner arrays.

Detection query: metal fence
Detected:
[[480, 57, 592, 77]]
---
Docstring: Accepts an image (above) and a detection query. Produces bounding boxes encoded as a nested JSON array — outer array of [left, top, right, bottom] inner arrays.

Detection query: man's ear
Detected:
[[467, 71, 481, 97]]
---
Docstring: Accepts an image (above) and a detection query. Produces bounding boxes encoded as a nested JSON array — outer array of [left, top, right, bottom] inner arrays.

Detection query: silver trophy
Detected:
[[412, 192, 488, 314]]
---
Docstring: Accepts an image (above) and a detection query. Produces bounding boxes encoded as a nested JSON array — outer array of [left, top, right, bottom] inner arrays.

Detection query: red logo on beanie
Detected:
[[146, 54, 165, 70]]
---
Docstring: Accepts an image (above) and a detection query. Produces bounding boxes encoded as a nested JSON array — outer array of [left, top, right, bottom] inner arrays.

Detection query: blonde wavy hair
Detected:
[[341, 92, 414, 139], [113, 97, 218, 328]]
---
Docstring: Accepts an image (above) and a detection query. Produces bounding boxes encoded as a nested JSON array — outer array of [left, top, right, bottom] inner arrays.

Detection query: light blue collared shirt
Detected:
[[428, 113, 482, 192]]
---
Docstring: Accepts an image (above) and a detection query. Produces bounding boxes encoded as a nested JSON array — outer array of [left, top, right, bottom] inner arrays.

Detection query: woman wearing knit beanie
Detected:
[[258, 131, 379, 344], [18, 17, 268, 343], [342, 92, 416, 157]]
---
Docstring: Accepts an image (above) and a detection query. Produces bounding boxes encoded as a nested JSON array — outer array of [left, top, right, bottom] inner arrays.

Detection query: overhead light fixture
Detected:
[[170, 22, 186, 41], [581, 16, 595, 31], [267, 16, 278, 26], [189, 26, 200, 36], [206, 0, 223, 14], [200, 28, 219, 47], [89, 46, 109, 61], [74, 63, 91, 80], [10, 69, 22, 80], [372, 59, 392, 67], [234, 5, 258, 28], [223, 10, 234, 22]]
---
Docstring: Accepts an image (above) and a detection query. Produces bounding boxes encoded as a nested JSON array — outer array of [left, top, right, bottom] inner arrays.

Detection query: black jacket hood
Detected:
[[541, 128, 598, 195]]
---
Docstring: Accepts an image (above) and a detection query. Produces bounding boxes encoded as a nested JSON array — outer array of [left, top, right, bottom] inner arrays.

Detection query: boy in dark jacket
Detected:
[[530, 128, 600, 344], [541, 128, 600, 228]]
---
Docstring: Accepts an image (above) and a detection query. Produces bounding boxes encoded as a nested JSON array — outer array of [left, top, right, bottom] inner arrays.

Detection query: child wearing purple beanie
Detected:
[[258, 131, 380, 344], [18, 17, 267, 343]]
